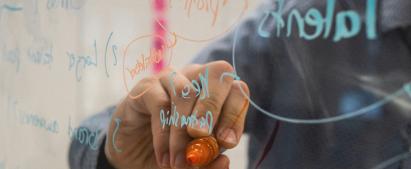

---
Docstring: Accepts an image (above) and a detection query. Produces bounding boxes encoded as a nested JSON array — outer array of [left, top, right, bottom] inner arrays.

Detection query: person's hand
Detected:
[[105, 61, 250, 169]]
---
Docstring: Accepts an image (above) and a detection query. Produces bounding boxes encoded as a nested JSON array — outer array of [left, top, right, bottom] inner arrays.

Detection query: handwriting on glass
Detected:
[[1, 3, 23, 12], [159, 67, 213, 133], [168, 67, 209, 99], [6, 99, 59, 134], [6, 96, 106, 151], [67, 32, 118, 81], [27, 46, 53, 68], [258, 0, 377, 42], [160, 103, 214, 134], [122, 33, 176, 97], [19, 112, 59, 134], [68, 117, 100, 150], [47, 0, 85, 10], [6, 97, 59, 134], [111, 117, 123, 153], [171, 0, 229, 26], [127, 45, 167, 80], [1, 47, 20, 72]]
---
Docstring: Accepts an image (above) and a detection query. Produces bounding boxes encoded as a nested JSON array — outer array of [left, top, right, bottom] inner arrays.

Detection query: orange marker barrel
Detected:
[[185, 136, 219, 167]]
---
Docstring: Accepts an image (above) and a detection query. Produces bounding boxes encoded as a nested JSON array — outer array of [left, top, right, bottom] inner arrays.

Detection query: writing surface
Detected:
[[1, 0, 411, 169], [0, 0, 259, 168]]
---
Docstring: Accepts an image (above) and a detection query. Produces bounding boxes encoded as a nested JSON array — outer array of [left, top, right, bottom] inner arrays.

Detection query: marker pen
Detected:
[[185, 136, 220, 167]]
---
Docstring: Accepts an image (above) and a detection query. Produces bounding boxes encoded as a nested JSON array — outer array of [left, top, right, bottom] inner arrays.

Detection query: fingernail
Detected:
[[219, 129, 237, 146], [162, 153, 170, 168], [191, 119, 211, 136], [175, 152, 187, 169], [195, 125, 210, 134]]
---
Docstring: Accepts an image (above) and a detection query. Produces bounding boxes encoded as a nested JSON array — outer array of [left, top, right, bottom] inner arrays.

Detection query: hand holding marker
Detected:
[[155, 0, 223, 166], [154, 3, 236, 167], [106, 61, 250, 169], [153, 0, 222, 166], [186, 95, 249, 168], [105, 1, 250, 168]]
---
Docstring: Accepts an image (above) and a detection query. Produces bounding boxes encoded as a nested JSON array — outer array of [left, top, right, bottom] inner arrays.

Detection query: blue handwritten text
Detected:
[[168, 67, 209, 99], [160, 103, 214, 134], [257, 0, 377, 42], [47, 0, 85, 10], [1, 47, 20, 72], [67, 32, 118, 81], [27, 46, 53, 68], [68, 117, 101, 150]]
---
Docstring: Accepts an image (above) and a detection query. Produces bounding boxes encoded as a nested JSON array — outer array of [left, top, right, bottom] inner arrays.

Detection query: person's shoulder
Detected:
[[81, 106, 116, 129]]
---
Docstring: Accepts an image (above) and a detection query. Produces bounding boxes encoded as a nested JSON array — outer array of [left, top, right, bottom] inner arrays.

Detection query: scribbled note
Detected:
[[2, 3, 23, 12], [171, 0, 229, 26], [160, 104, 214, 134], [159, 67, 213, 133], [68, 117, 101, 150], [19, 112, 59, 134], [47, 0, 86, 10], [67, 47, 98, 81], [1, 47, 20, 72], [27, 46, 53, 68], [257, 0, 377, 42], [5, 96, 105, 151], [7, 98, 60, 134], [168, 67, 209, 99], [123, 33, 175, 96], [68, 32, 119, 81], [127, 46, 166, 80], [163, 0, 248, 42]]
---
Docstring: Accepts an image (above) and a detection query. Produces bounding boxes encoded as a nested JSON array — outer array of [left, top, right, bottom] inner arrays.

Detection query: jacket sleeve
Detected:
[[68, 106, 116, 169]]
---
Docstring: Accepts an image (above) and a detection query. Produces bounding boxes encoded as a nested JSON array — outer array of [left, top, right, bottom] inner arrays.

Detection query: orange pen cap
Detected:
[[185, 136, 220, 167]]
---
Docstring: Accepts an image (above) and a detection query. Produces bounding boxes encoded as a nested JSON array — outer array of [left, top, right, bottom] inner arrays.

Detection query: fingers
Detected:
[[113, 61, 246, 169], [126, 75, 174, 168], [106, 76, 172, 168], [201, 155, 230, 169], [180, 64, 202, 79], [159, 68, 197, 169], [187, 61, 235, 138], [216, 81, 250, 149], [143, 80, 172, 169]]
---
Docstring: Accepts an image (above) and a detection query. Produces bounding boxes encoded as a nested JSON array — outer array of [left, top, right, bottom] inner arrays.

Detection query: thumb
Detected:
[[216, 80, 250, 149]]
